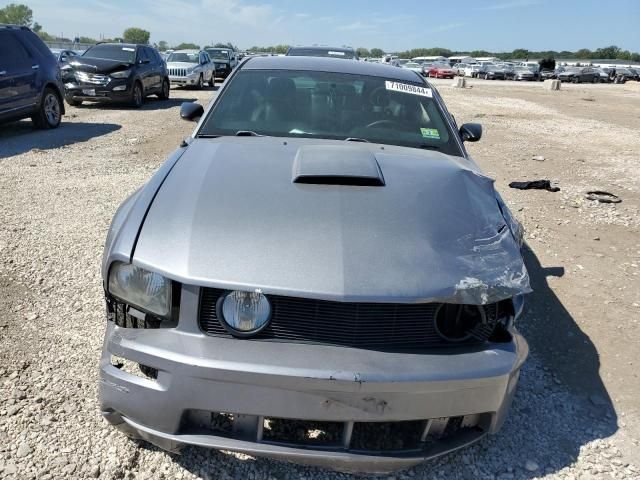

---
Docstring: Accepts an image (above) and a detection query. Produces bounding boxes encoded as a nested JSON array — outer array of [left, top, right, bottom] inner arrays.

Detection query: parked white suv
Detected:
[[166, 50, 215, 89]]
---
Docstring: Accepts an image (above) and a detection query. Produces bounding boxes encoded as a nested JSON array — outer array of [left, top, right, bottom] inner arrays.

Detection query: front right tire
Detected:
[[158, 79, 170, 100]]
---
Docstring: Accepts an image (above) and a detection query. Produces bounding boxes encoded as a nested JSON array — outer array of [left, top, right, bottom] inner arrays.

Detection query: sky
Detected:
[[9, 0, 640, 52]]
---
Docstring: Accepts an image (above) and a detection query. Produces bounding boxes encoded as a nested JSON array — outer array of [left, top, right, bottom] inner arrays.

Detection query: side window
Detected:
[[0, 32, 32, 67], [146, 47, 159, 64], [137, 48, 148, 64]]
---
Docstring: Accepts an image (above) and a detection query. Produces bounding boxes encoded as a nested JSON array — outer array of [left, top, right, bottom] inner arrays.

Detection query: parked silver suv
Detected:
[[166, 50, 214, 89]]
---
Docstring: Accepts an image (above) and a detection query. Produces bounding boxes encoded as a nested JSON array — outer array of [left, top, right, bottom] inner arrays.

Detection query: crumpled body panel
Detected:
[[129, 138, 531, 304]]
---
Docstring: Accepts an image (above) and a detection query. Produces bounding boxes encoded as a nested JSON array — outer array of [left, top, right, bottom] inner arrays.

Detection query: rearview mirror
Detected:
[[459, 123, 482, 142], [180, 102, 204, 122]]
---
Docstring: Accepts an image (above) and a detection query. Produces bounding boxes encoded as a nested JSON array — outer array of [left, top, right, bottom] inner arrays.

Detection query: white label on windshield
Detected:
[[328, 51, 346, 56], [385, 81, 432, 97], [122, 47, 135, 51]]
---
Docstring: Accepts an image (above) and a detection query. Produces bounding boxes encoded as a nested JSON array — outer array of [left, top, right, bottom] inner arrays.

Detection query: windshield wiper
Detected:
[[235, 130, 263, 137], [418, 144, 441, 151], [344, 137, 370, 143], [197, 134, 220, 138]]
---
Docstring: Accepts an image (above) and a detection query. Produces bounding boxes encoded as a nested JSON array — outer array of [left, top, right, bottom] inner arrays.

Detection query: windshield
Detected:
[[198, 69, 461, 156], [167, 52, 199, 63], [207, 49, 230, 60], [404, 63, 420, 68], [82, 44, 136, 63], [287, 48, 355, 59]]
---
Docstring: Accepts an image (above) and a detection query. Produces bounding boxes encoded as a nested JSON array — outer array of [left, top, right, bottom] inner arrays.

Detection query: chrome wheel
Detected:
[[44, 93, 61, 126]]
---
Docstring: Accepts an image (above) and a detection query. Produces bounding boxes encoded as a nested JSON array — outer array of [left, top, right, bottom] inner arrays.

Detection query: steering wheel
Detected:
[[365, 119, 405, 130]]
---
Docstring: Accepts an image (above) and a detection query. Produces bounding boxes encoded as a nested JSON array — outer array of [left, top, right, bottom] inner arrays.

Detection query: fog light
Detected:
[[219, 291, 271, 336], [113, 85, 127, 91]]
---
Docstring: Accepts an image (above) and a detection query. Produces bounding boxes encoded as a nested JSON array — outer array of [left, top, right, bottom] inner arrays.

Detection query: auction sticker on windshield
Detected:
[[385, 81, 432, 97], [420, 128, 440, 139]]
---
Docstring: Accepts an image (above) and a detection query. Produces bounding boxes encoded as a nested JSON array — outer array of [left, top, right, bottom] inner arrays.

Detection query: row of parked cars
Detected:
[[0, 23, 247, 129], [394, 57, 640, 84]]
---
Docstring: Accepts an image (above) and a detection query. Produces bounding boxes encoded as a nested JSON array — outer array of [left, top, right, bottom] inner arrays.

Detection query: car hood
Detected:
[[166, 62, 198, 69], [133, 138, 531, 304], [69, 57, 132, 74]]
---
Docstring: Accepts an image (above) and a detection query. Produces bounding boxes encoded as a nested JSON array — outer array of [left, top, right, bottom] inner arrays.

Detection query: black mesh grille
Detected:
[[199, 288, 499, 350]]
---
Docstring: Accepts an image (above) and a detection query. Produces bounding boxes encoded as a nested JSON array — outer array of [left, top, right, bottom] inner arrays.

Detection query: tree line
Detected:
[[2, 3, 638, 61]]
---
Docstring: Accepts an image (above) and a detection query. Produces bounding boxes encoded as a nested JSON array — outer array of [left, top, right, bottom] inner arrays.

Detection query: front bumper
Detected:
[[215, 67, 231, 78], [65, 80, 132, 103], [99, 288, 528, 473], [169, 75, 198, 86]]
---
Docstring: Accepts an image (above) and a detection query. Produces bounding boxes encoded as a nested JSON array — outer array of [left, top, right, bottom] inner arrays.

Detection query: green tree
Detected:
[[356, 47, 371, 58], [79, 36, 97, 44], [123, 27, 150, 44], [157, 40, 169, 51], [594, 45, 620, 59], [370, 48, 384, 58], [0, 3, 33, 26], [511, 48, 530, 59], [214, 42, 239, 51], [574, 48, 592, 59], [175, 42, 199, 50]]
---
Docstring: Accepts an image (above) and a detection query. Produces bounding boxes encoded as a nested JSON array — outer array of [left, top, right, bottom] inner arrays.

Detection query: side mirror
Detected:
[[180, 102, 204, 122], [459, 123, 482, 142]]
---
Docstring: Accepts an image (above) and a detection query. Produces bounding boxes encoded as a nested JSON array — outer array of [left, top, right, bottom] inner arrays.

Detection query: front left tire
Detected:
[[32, 88, 62, 129], [131, 82, 144, 108]]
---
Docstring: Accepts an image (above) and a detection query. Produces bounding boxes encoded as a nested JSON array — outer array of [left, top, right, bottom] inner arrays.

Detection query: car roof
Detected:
[[174, 49, 200, 53], [93, 42, 139, 49], [289, 46, 355, 52], [243, 56, 425, 82], [0, 24, 30, 30]]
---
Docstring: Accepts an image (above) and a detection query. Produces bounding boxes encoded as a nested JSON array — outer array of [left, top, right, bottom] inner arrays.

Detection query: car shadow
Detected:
[[0, 121, 121, 158], [71, 97, 197, 112], [132, 244, 618, 479]]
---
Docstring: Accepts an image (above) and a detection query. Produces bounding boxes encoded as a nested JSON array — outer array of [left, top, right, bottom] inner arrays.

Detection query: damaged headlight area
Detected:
[[107, 262, 178, 328], [110, 69, 132, 79], [434, 299, 515, 344]]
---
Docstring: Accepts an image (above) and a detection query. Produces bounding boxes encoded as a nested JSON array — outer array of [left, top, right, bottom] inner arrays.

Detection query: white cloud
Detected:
[[480, 0, 541, 10], [337, 21, 373, 32]]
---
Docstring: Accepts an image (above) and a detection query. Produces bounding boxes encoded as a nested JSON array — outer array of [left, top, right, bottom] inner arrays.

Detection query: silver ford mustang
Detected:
[[100, 56, 531, 474]]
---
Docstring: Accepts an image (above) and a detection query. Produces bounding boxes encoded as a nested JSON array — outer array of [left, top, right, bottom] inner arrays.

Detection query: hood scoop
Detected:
[[292, 145, 385, 187]]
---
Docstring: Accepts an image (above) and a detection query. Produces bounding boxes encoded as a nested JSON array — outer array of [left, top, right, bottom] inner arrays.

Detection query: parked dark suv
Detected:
[[0, 24, 65, 129], [62, 43, 169, 108]]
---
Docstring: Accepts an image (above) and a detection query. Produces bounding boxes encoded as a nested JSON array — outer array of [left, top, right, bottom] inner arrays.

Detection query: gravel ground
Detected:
[[1, 79, 639, 479]]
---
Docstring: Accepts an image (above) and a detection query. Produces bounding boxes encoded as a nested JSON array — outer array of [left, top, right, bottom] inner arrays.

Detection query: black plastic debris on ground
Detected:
[[585, 191, 621, 204], [509, 180, 560, 192]]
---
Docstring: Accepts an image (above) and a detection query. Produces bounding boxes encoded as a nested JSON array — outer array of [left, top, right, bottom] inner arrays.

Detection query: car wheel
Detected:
[[32, 88, 62, 129], [158, 79, 170, 100], [592, 76, 598, 84], [196, 74, 203, 89], [209, 73, 215, 87], [131, 82, 144, 108], [66, 98, 83, 107]]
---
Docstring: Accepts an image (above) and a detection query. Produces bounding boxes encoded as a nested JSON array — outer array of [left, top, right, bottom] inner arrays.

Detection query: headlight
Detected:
[[220, 291, 271, 336], [110, 69, 131, 79], [108, 262, 171, 317]]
